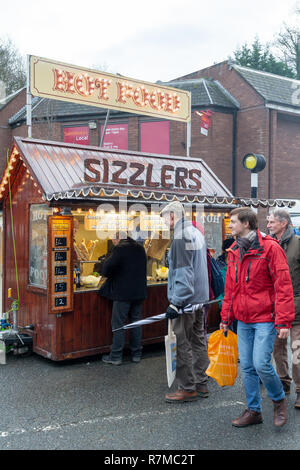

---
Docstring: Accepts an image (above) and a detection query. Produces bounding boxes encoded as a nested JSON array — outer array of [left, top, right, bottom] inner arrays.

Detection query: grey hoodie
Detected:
[[167, 218, 209, 307]]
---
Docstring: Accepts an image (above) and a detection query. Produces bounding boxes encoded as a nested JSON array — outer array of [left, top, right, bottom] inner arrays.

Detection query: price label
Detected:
[[55, 237, 67, 247], [55, 251, 67, 262], [55, 266, 67, 276], [55, 282, 67, 292], [55, 297, 67, 307]]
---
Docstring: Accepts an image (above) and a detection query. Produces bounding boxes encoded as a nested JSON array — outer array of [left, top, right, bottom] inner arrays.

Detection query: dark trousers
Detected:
[[172, 308, 209, 392], [110, 300, 143, 360]]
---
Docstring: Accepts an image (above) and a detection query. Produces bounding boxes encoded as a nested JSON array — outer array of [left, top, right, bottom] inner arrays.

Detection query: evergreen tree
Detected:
[[231, 37, 296, 78]]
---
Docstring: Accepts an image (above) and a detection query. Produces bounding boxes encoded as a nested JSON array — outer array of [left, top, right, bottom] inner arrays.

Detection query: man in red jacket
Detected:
[[220, 208, 295, 428]]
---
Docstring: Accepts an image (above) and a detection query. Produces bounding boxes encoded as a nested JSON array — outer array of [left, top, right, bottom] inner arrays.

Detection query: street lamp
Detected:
[[242, 153, 266, 198]]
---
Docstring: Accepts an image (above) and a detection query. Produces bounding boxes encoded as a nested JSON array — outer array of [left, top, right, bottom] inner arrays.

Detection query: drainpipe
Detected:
[[232, 110, 237, 195]]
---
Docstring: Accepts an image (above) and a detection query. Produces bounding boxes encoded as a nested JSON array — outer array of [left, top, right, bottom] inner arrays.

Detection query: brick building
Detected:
[[0, 87, 26, 176], [1, 60, 300, 203]]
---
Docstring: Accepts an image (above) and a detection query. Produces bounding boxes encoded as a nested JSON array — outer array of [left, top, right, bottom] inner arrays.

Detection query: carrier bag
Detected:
[[165, 319, 177, 388], [205, 329, 238, 387]]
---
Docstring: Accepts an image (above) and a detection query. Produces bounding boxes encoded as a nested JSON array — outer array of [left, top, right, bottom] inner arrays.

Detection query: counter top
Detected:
[[74, 281, 168, 293]]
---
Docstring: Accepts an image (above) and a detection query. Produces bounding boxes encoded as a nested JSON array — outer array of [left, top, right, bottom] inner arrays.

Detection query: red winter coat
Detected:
[[221, 230, 295, 329]]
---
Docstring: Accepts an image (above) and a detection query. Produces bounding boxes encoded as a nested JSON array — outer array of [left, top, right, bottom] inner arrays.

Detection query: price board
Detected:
[[48, 216, 74, 314]]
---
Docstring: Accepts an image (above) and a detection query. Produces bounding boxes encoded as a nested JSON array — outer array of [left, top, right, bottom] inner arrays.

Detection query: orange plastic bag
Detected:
[[205, 329, 238, 387]]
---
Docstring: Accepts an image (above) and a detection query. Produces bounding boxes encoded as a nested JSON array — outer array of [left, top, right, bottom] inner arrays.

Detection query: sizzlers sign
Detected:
[[29, 56, 191, 122], [84, 158, 201, 192]]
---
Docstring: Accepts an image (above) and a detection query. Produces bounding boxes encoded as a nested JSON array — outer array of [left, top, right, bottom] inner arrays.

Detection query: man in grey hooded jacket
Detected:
[[161, 201, 210, 403]]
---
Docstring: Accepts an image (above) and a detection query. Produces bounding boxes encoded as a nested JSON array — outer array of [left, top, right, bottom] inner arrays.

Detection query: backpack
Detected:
[[207, 250, 225, 299]]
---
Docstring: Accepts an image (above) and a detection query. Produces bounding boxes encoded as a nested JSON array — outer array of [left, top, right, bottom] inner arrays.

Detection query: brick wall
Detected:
[[0, 88, 26, 176], [275, 113, 300, 199]]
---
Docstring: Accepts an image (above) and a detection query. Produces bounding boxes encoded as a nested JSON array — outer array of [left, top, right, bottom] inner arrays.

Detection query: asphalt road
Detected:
[[0, 344, 299, 452]]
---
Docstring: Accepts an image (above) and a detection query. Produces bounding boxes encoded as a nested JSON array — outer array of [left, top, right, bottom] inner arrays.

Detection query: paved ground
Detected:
[[0, 344, 299, 451]]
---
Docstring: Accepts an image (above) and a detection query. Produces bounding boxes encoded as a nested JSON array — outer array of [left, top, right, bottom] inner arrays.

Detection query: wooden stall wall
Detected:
[[2, 163, 57, 356]]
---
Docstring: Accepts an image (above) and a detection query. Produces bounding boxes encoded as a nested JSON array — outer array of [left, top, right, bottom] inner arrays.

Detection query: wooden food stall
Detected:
[[0, 136, 238, 361]]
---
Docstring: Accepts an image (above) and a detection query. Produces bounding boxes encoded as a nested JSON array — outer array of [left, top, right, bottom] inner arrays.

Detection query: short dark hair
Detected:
[[230, 207, 258, 230]]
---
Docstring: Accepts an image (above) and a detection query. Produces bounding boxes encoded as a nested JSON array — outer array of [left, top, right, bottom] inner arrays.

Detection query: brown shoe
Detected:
[[294, 393, 300, 409], [281, 381, 291, 395], [165, 389, 197, 403], [232, 409, 263, 427], [273, 398, 287, 427], [196, 384, 209, 398]]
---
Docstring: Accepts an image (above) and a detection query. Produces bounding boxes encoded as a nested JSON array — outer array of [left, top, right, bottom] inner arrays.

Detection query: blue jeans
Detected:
[[237, 321, 285, 412]]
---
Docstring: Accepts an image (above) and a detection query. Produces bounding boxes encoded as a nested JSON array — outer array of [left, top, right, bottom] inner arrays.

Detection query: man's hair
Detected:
[[269, 209, 292, 226], [230, 207, 258, 230], [160, 201, 185, 218]]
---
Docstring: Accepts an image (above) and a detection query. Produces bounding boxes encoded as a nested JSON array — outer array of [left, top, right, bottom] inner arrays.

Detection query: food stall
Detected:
[[0, 136, 292, 361]]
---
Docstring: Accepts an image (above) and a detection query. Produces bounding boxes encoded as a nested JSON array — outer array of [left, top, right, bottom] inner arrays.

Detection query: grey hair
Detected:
[[269, 209, 292, 225]]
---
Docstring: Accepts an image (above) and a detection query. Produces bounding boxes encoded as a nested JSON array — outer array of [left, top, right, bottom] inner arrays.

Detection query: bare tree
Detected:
[[0, 37, 26, 96], [275, 23, 300, 79]]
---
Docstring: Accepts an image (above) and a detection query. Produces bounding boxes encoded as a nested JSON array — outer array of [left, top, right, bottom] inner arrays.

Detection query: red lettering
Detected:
[[53, 69, 75, 93], [74, 73, 95, 96], [175, 167, 188, 188], [132, 86, 150, 107], [102, 158, 109, 183], [116, 82, 133, 104], [84, 159, 101, 183], [161, 165, 174, 189], [112, 161, 127, 185], [95, 78, 111, 100], [188, 169, 201, 190], [146, 163, 160, 188], [150, 91, 166, 111], [129, 162, 145, 186]]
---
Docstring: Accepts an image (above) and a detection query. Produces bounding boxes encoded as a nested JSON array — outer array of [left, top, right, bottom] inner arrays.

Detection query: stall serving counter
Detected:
[[1, 136, 281, 361]]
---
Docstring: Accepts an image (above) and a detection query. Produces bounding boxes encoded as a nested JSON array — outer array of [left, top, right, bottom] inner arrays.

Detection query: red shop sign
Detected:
[[63, 126, 89, 145]]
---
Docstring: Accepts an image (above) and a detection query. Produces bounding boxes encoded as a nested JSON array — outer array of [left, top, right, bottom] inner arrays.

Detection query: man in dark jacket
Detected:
[[267, 209, 300, 409], [99, 232, 147, 365], [220, 208, 295, 428]]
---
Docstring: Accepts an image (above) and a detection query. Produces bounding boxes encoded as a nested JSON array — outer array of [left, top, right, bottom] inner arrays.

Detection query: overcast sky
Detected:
[[1, 0, 299, 83]]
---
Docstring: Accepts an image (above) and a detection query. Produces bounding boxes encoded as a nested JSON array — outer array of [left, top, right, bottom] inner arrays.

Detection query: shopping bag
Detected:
[[165, 319, 177, 388], [205, 329, 238, 387]]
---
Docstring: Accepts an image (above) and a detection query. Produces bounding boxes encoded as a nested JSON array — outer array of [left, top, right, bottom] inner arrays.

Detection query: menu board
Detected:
[[48, 216, 73, 314]]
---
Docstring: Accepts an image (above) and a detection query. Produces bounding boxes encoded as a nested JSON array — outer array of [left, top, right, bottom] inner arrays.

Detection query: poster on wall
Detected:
[[100, 123, 128, 150], [140, 121, 170, 155], [63, 126, 89, 145]]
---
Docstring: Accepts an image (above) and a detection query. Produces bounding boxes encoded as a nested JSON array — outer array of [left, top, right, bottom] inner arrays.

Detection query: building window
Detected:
[[140, 121, 170, 155], [100, 123, 128, 150]]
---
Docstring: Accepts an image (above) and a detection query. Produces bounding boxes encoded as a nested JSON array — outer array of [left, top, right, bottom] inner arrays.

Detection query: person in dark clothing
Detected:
[[99, 232, 147, 365], [216, 237, 236, 333], [216, 237, 235, 270]]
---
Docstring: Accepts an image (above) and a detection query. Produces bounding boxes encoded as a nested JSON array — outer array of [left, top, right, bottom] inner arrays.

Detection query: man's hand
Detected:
[[220, 322, 229, 332], [166, 304, 180, 320], [277, 328, 289, 339]]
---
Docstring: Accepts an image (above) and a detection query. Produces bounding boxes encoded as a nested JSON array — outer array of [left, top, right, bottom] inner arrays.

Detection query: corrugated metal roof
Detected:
[[0, 137, 294, 208], [2, 137, 234, 204]]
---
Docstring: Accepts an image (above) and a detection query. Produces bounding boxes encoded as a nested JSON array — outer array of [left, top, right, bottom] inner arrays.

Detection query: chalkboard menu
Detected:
[[48, 216, 73, 314]]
